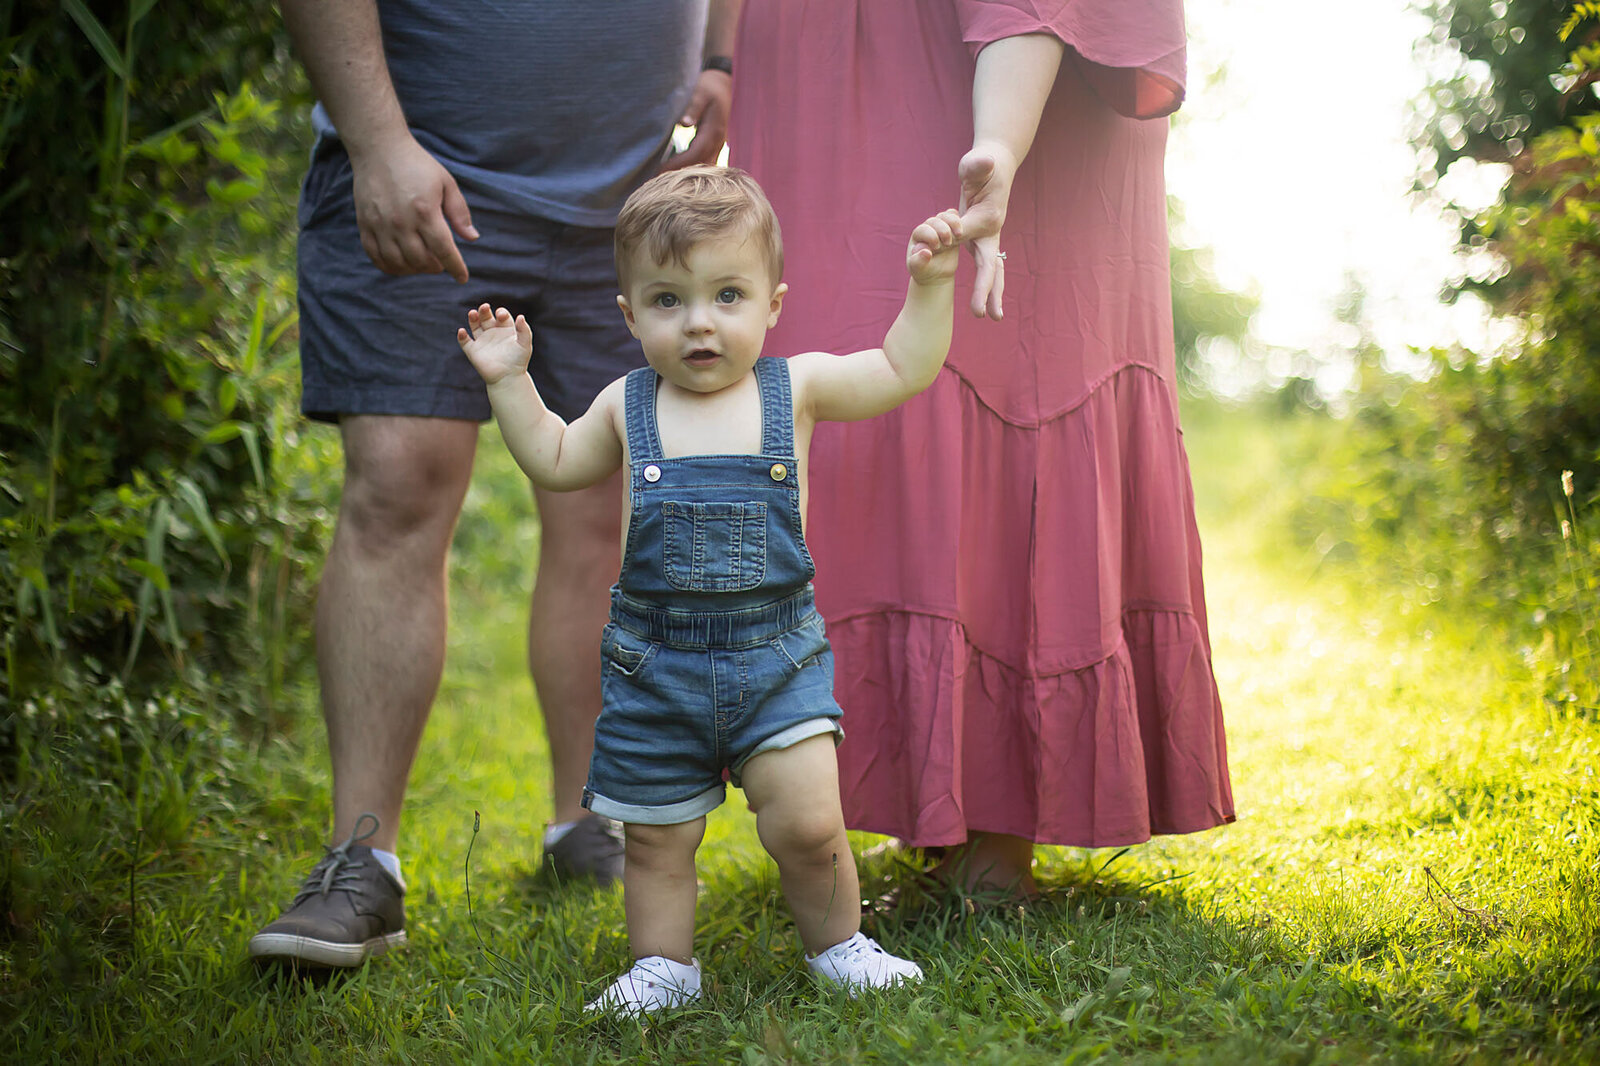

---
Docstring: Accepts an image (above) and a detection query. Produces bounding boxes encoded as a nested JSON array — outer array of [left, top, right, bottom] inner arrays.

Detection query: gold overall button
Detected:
[[643, 464, 661, 483], [770, 463, 788, 482]]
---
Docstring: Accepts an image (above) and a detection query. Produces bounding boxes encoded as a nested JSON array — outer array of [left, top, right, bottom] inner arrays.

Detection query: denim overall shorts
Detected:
[[582, 356, 844, 825]]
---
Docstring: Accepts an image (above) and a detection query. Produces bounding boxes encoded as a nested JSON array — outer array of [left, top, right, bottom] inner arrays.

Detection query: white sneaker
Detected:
[[584, 956, 702, 1016], [806, 932, 923, 994]]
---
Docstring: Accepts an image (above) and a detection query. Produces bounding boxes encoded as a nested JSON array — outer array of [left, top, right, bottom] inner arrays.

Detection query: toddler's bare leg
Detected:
[[622, 818, 706, 964], [741, 735, 860, 955]]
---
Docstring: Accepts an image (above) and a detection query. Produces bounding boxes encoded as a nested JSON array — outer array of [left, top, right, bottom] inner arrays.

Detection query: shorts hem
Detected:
[[583, 783, 726, 825], [729, 717, 844, 786], [300, 384, 491, 424]]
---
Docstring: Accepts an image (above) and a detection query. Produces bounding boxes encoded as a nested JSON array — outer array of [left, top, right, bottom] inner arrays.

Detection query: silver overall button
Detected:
[[769, 463, 788, 481], [643, 464, 661, 483]]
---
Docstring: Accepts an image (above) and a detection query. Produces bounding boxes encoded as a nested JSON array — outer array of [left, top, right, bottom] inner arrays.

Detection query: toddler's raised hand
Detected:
[[906, 209, 962, 285], [457, 303, 533, 386]]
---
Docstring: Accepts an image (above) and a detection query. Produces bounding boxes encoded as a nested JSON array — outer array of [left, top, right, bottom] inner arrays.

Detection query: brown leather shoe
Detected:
[[542, 813, 624, 887], [249, 814, 406, 967]]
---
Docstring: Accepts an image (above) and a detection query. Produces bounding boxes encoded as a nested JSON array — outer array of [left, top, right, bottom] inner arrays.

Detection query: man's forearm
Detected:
[[280, 0, 410, 160], [704, 0, 742, 60]]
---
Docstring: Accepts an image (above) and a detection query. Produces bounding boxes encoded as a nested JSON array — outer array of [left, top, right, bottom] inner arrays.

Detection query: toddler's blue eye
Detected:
[[716, 287, 744, 304], [653, 293, 680, 308]]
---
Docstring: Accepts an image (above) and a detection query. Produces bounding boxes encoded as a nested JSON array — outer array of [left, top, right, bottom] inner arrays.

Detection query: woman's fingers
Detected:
[[987, 253, 1005, 320], [969, 241, 1005, 320]]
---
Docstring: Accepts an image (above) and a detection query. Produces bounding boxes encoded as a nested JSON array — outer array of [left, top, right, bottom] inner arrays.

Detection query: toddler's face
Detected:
[[617, 232, 786, 395]]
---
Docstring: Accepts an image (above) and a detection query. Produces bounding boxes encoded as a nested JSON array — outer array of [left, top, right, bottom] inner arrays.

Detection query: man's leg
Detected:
[[321, 415, 478, 849], [250, 414, 475, 967], [521, 219, 638, 880], [528, 475, 622, 826]]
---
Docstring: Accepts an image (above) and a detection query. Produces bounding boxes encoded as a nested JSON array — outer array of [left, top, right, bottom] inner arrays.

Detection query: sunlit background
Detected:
[[1169, 0, 1516, 396]]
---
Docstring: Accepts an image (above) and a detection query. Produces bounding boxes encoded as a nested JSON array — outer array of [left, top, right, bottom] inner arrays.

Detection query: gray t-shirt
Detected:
[[312, 0, 708, 227]]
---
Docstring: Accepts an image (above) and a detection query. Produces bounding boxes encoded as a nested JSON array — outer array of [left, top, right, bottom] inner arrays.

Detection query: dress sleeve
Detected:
[[954, 0, 1186, 119]]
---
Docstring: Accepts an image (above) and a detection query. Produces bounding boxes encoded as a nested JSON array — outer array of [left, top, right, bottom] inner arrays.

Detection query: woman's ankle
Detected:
[[932, 833, 1038, 899]]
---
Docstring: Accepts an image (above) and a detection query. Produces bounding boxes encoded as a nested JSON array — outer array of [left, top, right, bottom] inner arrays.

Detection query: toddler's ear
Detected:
[[616, 294, 640, 337], [767, 282, 789, 329]]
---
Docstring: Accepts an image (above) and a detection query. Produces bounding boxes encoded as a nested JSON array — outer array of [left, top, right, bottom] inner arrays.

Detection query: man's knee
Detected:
[[536, 478, 623, 561], [339, 417, 476, 547]]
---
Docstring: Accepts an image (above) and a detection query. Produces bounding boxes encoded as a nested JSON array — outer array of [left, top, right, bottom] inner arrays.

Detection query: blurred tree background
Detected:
[[1291, 0, 1599, 714]]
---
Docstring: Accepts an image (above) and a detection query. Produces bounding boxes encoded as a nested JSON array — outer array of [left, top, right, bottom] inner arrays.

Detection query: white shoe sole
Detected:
[[248, 929, 407, 967]]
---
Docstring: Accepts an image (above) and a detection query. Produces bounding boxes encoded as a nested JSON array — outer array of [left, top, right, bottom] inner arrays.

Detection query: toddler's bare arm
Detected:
[[457, 304, 625, 490]]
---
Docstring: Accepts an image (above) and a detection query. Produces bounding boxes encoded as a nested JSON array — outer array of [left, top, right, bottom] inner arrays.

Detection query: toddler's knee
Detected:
[[624, 820, 703, 870], [764, 810, 844, 864]]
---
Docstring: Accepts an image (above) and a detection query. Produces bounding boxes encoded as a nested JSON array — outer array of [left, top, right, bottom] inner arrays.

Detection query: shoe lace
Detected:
[[292, 812, 381, 905], [830, 933, 883, 967]]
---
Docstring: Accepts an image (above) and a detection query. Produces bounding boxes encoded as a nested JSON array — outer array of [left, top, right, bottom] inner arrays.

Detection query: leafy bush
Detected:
[[0, 1, 334, 987], [1, 3, 330, 719], [1292, 5, 1600, 714]]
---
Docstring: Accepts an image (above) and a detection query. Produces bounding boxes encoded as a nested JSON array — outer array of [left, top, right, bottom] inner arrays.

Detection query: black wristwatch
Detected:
[[702, 54, 733, 76]]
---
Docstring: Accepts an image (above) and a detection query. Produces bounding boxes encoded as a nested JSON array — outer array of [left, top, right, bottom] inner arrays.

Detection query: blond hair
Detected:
[[614, 165, 784, 291]]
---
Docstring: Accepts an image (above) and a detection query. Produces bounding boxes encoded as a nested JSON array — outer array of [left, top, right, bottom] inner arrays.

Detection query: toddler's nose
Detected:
[[684, 304, 714, 334]]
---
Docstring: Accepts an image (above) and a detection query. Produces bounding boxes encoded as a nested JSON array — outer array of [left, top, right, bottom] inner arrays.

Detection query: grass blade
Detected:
[[62, 0, 129, 81]]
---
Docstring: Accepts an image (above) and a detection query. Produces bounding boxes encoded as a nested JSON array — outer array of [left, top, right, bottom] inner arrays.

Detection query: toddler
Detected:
[[456, 165, 961, 1015]]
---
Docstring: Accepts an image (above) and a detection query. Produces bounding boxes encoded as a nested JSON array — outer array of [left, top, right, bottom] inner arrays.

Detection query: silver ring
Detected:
[[994, 251, 1007, 260]]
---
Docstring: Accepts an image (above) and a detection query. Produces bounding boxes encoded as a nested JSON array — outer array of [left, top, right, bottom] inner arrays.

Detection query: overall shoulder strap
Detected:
[[623, 367, 664, 464], [754, 356, 794, 458]]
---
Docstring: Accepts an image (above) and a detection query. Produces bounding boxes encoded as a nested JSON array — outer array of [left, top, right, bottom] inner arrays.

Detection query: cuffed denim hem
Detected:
[[729, 717, 844, 787], [583, 782, 726, 826]]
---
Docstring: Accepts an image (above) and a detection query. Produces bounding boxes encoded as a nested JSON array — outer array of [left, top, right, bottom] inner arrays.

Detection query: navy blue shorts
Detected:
[[295, 137, 644, 423], [583, 602, 845, 825]]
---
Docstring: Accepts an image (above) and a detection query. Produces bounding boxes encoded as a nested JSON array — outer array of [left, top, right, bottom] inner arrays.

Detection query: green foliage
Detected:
[[1288, 3, 1600, 714], [1170, 219, 1259, 396], [1414, 0, 1600, 306], [1414, 0, 1596, 182], [0, 4, 328, 712], [0, 0, 336, 1003]]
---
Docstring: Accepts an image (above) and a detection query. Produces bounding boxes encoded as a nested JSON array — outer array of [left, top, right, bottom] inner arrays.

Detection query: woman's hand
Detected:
[[957, 143, 1017, 320]]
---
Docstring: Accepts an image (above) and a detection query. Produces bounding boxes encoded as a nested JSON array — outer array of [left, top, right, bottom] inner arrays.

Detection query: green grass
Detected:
[[4, 409, 1597, 1063]]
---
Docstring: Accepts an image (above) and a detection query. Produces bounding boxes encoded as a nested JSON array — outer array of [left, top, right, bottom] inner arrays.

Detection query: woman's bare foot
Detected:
[[930, 833, 1038, 901]]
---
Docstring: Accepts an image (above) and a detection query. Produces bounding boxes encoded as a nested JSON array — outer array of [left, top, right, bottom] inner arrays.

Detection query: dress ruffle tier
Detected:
[[812, 365, 1232, 847]]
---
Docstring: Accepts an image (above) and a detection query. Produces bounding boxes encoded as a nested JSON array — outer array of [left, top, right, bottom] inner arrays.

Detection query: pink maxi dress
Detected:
[[732, 0, 1235, 848]]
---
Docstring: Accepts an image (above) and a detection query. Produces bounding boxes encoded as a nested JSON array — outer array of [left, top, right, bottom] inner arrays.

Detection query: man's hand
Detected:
[[350, 136, 479, 282], [457, 303, 532, 386], [661, 69, 733, 170], [957, 145, 1018, 320], [907, 209, 963, 285]]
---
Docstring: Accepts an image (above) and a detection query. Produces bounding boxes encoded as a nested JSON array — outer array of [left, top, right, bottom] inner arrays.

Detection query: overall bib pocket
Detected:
[[661, 500, 768, 592]]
